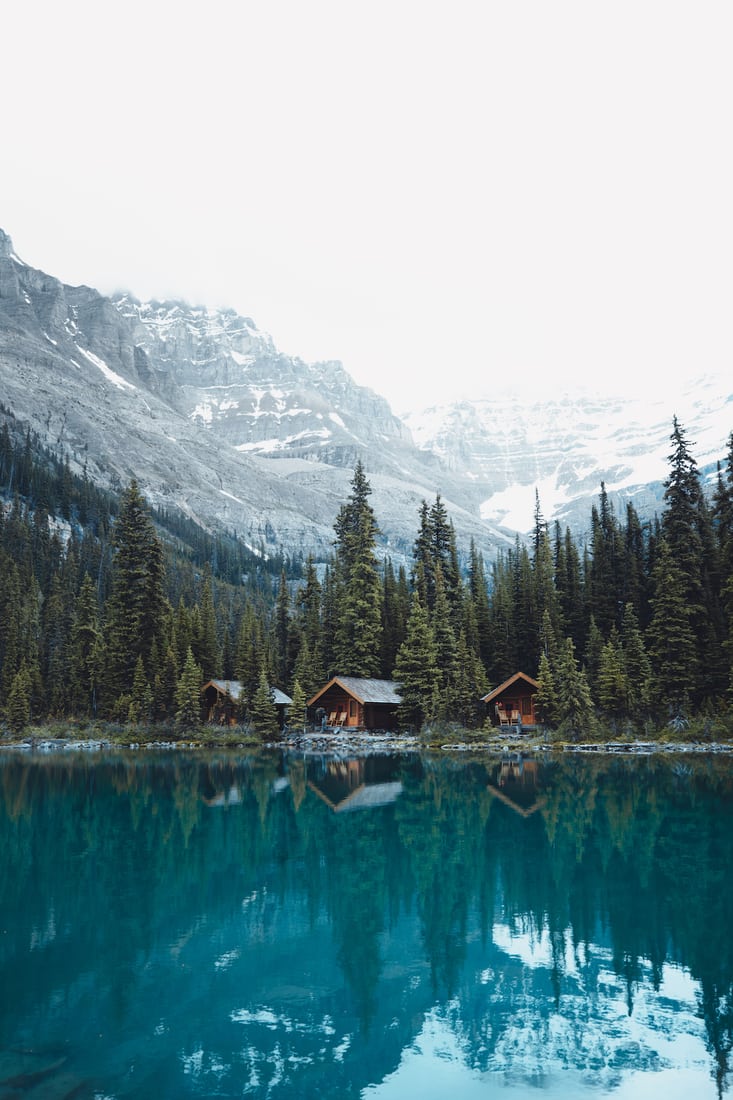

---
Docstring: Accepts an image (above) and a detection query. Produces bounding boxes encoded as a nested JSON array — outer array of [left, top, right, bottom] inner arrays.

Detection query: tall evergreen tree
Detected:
[[646, 538, 697, 718], [620, 603, 652, 718], [288, 678, 307, 733], [273, 569, 291, 686], [380, 559, 409, 679], [250, 664, 280, 740], [175, 646, 203, 728], [487, 553, 517, 684], [555, 637, 594, 739], [332, 461, 383, 676], [195, 568, 221, 681], [596, 631, 627, 726], [70, 573, 102, 716], [393, 592, 439, 731], [431, 566, 459, 719], [588, 484, 623, 637], [535, 650, 560, 729], [6, 663, 32, 733], [468, 540, 492, 673], [661, 418, 726, 703], [103, 481, 168, 711]]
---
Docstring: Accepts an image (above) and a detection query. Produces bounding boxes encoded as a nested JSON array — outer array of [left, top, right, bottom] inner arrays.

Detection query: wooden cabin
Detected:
[[307, 676, 401, 731], [201, 679, 292, 729], [482, 672, 540, 729]]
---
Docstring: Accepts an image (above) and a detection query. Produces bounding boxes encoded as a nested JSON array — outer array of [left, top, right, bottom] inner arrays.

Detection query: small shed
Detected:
[[307, 676, 401, 731], [482, 672, 540, 728], [202, 679, 292, 729]]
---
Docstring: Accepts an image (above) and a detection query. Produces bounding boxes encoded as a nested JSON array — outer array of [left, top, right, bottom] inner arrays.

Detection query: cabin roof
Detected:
[[203, 679, 293, 706], [482, 671, 540, 703], [307, 676, 402, 707]]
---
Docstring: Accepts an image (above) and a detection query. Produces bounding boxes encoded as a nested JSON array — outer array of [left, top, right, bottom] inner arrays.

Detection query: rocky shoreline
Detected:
[[2, 732, 733, 757]]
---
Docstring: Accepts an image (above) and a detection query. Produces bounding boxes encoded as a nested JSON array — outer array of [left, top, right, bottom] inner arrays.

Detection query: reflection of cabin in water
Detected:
[[201, 679, 292, 728], [307, 677, 401, 731], [487, 755, 545, 817], [483, 672, 539, 729], [307, 756, 403, 813]]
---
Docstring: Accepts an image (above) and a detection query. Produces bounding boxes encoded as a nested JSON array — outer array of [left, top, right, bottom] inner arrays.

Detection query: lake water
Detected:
[[1, 747, 732, 1099]]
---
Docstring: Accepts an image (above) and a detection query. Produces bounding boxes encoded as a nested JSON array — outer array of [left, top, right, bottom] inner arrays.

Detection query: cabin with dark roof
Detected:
[[482, 672, 540, 729], [202, 679, 292, 728], [307, 676, 401, 731]]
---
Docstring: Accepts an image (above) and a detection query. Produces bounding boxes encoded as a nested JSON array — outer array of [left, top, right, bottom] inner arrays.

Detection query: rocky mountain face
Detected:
[[1, 226, 730, 561], [0, 230, 501, 562]]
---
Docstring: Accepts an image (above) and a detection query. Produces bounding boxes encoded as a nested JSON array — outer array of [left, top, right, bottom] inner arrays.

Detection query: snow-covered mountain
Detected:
[[405, 381, 733, 539], [0, 229, 503, 561], [1, 226, 730, 559]]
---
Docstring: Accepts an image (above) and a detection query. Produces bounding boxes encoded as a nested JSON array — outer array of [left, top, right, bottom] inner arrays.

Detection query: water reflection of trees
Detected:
[[1, 750, 733, 1096]]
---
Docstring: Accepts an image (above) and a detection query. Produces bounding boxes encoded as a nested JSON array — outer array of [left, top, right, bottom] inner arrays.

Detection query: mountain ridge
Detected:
[[1, 226, 730, 559], [0, 229, 508, 562]]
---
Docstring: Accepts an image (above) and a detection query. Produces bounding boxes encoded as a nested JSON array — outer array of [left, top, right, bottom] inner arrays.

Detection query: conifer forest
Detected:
[[1, 407, 732, 740]]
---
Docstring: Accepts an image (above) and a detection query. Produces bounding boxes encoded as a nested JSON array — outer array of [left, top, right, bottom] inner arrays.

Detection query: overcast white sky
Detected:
[[2, 1, 732, 414]]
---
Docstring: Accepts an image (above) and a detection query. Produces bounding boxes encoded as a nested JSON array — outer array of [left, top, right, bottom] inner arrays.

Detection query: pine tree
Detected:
[[41, 573, 73, 717], [70, 573, 102, 716], [533, 523, 562, 658], [273, 569, 291, 686], [596, 633, 627, 725], [555, 637, 594, 739], [234, 604, 262, 712], [332, 461, 383, 676], [661, 418, 726, 703], [393, 592, 440, 731], [622, 502, 648, 622], [535, 651, 560, 729], [646, 538, 697, 718], [430, 496, 462, 622], [103, 481, 169, 711], [431, 565, 459, 720], [713, 434, 733, 700], [620, 603, 652, 718], [175, 646, 203, 728], [411, 495, 462, 620], [380, 559, 409, 679], [6, 663, 31, 733], [194, 569, 221, 681], [583, 616, 604, 703], [412, 500, 435, 609], [468, 540, 492, 673], [288, 678, 307, 733], [512, 540, 537, 675], [128, 655, 153, 725], [588, 484, 623, 637], [453, 629, 488, 728], [487, 553, 517, 684], [250, 665, 280, 740]]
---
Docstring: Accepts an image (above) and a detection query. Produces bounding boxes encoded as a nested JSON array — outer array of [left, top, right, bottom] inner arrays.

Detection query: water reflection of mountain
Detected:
[[0, 751, 732, 1098]]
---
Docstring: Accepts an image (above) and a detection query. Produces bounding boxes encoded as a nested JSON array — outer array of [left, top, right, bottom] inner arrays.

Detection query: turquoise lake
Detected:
[[1, 748, 732, 1099]]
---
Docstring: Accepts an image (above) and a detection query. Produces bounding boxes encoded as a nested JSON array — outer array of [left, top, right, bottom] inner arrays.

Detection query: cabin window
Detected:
[[522, 697, 532, 716], [349, 699, 357, 718]]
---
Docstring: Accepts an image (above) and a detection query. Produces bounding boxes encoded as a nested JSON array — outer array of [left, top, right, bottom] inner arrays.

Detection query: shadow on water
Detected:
[[1, 747, 732, 1098]]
